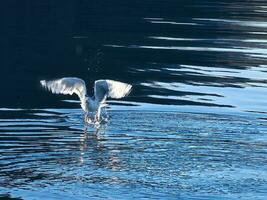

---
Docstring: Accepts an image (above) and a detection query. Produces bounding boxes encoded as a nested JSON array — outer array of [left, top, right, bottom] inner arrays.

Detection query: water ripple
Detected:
[[0, 109, 267, 199]]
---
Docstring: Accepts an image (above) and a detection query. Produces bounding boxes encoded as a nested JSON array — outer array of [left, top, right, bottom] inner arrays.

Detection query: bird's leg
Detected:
[[85, 112, 95, 124], [95, 107, 101, 122]]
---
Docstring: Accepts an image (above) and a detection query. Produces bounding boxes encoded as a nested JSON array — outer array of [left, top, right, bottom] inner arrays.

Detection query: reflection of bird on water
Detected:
[[40, 77, 132, 124], [80, 127, 122, 172]]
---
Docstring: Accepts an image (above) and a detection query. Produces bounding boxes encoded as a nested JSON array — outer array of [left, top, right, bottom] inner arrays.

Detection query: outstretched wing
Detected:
[[94, 80, 132, 103], [40, 77, 88, 111]]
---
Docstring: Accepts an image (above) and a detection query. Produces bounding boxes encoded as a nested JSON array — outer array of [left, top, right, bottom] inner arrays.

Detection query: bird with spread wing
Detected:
[[40, 77, 132, 123]]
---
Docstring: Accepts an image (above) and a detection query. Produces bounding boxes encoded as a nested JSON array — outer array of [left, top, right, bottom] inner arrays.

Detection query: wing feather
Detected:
[[40, 77, 88, 111], [94, 79, 132, 103]]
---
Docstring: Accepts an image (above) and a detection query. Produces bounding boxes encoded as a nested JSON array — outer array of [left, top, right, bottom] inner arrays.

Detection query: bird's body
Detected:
[[40, 77, 132, 123]]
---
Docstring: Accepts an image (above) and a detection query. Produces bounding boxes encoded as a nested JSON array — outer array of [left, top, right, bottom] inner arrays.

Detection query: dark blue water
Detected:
[[1, 1, 267, 199]]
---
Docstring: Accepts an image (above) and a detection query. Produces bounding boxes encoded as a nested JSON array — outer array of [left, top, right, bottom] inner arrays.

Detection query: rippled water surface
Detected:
[[0, 109, 267, 200], [1, 0, 267, 199]]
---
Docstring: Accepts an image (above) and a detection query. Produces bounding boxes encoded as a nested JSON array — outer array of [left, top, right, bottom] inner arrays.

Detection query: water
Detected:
[[1, 0, 267, 199], [1, 109, 267, 200]]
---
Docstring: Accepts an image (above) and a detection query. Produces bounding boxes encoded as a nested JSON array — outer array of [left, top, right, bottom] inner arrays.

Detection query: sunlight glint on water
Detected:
[[1, 0, 267, 199], [0, 109, 267, 200]]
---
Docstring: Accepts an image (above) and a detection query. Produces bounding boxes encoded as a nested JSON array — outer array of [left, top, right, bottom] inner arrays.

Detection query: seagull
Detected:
[[40, 77, 132, 123]]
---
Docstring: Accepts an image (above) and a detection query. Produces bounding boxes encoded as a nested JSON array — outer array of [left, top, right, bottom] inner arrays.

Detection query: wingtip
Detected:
[[40, 80, 46, 87], [126, 84, 133, 96]]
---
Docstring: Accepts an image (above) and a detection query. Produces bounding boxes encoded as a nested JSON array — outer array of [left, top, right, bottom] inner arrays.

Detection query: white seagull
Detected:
[[40, 77, 132, 123]]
